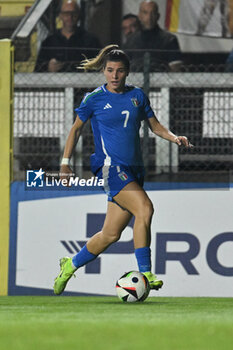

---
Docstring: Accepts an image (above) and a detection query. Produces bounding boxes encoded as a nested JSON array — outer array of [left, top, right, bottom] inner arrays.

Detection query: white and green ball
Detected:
[[116, 271, 150, 302]]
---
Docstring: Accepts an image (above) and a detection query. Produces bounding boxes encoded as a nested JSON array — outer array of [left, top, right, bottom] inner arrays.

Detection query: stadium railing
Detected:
[[13, 68, 233, 182]]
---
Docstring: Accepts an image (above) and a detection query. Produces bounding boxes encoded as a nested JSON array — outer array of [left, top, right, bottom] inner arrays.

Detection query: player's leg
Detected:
[[113, 181, 163, 290], [54, 201, 132, 295], [86, 201, 132, 255], [114, 181, 153, 248], [71, 201, 132, 271]]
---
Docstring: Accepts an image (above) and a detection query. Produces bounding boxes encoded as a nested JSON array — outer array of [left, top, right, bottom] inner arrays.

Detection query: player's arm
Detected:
[[60, 114, 84, 180], [147, 115, 192, 147], [63, 114, 84, 158]]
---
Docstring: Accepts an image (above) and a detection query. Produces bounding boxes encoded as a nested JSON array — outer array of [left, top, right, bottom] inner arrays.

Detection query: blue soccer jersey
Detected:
[[75, 84, 154, 174]]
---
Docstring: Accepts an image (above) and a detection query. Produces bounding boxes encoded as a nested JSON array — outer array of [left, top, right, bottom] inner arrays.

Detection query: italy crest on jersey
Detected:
[[118, 171, 128, 181], [131, 97, 139, 107]]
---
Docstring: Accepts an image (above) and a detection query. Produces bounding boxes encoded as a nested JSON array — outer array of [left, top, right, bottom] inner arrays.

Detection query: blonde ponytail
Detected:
[[79, 44, 119, 71]]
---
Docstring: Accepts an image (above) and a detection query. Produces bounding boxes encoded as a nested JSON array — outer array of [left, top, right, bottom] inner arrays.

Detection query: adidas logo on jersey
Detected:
[[103, 103, 112, 109]]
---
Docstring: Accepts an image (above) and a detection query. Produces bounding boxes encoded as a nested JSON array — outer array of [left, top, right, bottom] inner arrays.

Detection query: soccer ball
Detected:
[[116, 271, 150, 302]]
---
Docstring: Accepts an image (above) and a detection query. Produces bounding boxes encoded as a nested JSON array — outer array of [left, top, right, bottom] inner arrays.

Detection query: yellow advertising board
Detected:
[[0, 39, 14, 295]]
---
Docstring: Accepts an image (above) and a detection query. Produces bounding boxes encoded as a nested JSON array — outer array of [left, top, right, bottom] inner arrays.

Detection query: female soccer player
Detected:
[[54, 44, 192, 295]]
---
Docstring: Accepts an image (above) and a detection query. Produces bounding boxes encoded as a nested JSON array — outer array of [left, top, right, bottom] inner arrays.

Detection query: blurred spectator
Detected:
[[225, 48, 233, 71], [121, 14, 141, 44], [123, 1, 182, 72], [35, 0, 101, 72]]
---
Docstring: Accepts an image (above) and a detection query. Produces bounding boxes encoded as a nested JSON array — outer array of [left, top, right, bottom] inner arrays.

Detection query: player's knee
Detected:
[[110, 231, 121, 243], [136, 199, 154, 221], [144, 199, 154, 219], [101, 229, 121, 244]]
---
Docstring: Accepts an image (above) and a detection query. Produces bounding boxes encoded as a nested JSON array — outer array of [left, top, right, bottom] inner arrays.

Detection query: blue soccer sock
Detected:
[[72, 244, 97, 269], [135, 246, 151, 273]]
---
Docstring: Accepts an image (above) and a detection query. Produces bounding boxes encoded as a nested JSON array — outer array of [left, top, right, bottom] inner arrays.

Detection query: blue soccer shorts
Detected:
[[96, 164, 144, 202]]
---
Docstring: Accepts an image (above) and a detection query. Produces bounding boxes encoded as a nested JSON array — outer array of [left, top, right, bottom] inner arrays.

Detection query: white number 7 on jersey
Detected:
[[121, 110, 130, 128]]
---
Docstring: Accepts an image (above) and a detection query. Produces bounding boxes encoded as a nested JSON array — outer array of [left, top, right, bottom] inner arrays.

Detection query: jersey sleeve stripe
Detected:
[[83, 88, 103, 104]]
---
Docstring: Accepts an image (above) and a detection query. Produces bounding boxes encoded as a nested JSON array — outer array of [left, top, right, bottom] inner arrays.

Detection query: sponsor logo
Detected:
[[103, 103, 112, 109], [61, 213, 233, 277]]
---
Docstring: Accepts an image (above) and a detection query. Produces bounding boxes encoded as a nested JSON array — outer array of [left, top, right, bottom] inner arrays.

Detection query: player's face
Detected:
[[104, 61, 129, 93]]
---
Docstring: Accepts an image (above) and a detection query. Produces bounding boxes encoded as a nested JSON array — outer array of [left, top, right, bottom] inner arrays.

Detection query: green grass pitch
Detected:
[[0, 296, 232, 350]]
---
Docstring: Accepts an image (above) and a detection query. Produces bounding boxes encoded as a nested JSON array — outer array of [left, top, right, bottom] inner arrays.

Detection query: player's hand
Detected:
[[174, 136, 194, 148], [59, 165, 74, 186]]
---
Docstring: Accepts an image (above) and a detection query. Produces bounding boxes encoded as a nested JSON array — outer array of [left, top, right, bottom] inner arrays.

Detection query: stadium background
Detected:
[[0, 0, 233, 298]]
